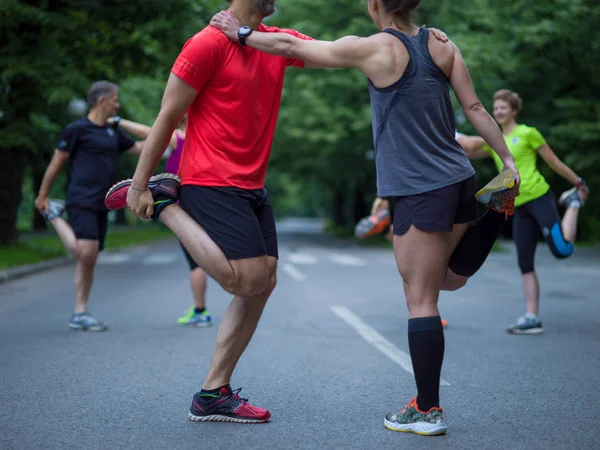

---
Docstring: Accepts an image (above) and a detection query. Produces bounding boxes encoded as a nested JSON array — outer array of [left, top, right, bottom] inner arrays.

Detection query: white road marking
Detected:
[[282, 263, 306, 281], [143, 254, 178, 265], [97, 253, 132, 265], [330, 254, 366, 267], [287, 253, 318, 265], [331, 306, 450, 386]]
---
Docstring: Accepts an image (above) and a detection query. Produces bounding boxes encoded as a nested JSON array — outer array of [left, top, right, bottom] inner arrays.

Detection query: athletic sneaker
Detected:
[[105, 173, 181, 219], [178, 307, 212, 327], [41, 199, 66, 221], [441, 319, 448, 328], [384, 397, 448, 436], [68, 312, 108, 332], [506, 314, 544, 335], [188, 386, 271, 423], [475, 170, 517, 215], [354, 209, 392, 239], [559, 187, 584, 208]]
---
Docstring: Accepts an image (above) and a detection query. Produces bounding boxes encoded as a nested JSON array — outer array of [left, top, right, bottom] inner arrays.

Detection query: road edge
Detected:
[[0, 257, 74, 284], [0, 238, 177, 285]]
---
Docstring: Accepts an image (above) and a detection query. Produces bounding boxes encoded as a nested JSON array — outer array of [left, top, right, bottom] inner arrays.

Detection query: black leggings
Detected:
[[513, 190, 573, 274]]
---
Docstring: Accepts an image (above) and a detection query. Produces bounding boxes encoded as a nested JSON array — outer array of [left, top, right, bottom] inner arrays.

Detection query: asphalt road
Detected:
[[1, 219, 599, 449]]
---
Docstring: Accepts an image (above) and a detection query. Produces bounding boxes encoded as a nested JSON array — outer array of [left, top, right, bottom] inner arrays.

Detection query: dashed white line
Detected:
[[330, 254, 366, 267], [282, 263, 306, 281], [97, 253, 132, 265], [287, 253, 318, 265], [143, 254, 178, 265], [331, 306, 450, 386]]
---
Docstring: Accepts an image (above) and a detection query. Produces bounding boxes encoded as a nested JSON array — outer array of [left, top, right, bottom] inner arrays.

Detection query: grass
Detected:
[[0, 226, 174, 271]]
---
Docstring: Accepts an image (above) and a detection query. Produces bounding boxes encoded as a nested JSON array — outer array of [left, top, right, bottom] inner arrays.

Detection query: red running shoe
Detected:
[[105, 173, 180, 213], [354, 209, 392, 239], [188, 386, 271, 423]]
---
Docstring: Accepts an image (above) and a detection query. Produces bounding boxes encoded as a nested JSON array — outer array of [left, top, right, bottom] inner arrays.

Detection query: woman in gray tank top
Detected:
[[212, 0, 520, 436]]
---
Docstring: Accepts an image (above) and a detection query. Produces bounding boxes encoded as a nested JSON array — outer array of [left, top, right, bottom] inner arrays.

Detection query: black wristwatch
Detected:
[[112, 116, 121, 129], [238, 26, 252, 46]]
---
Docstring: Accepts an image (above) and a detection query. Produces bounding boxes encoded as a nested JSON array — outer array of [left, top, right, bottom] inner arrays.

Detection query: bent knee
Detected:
[[545, 223, 574, 259], [224, 269, 269, 298], [442, 272, 468, 291]]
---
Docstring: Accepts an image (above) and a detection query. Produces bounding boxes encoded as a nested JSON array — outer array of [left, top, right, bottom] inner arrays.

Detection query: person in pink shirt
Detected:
[[109, 115, 211, 327]]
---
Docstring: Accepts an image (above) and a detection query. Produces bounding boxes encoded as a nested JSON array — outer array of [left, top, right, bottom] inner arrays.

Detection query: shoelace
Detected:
[[229, 388, 249, 403]]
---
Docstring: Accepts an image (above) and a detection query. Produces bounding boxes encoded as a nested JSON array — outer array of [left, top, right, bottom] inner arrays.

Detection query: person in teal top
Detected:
[[465, 89, 589, 335]]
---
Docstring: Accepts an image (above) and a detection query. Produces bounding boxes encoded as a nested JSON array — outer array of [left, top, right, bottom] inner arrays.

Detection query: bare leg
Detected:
[[73, 240, 99, 313], [522, 272, 540, 316], [190, 268, 207, 310], [159, 205, 268, 297], [50, 217, 78, 256], [561, 206, 580, 243], [203, 257, 277, 390], [440, 223, 470, 291]]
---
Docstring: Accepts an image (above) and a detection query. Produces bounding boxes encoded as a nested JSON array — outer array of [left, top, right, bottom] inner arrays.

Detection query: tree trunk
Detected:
[[352, 187, 367, 225], [0, 148, 27, 245], [332, 189, 346, 227], [31, 165, 47, 231]]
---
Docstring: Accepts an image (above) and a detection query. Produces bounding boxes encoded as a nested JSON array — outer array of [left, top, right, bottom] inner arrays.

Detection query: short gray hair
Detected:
[[87, 81, 119, 107]]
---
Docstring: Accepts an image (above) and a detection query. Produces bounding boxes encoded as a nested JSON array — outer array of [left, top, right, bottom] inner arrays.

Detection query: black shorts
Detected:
[[513, 190, 573, 274], [180, 240, 199, 271], [66, 207, 108, 251], [179, 186, 278, 261], [392, 175, 478, 236]]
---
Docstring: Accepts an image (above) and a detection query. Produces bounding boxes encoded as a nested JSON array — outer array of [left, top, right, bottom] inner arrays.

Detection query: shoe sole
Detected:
[[178, 322, 213, 327], [475, 171, 516, 214], [558, 188, 583, 208], [384, 419, 448, 436], [105, 173, 180, 211], [506, 328, 544, 335], [354, 211, 391, 239], [68, 324, 108, 332], [188, 411, 270, 423]]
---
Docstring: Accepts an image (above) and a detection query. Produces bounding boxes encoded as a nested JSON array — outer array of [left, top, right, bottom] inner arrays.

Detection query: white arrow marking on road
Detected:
[[331, 306, 450, 386], [287, 253, 318, 265], [282, 263, 306, 281], [329, 254, 366, 267], [97, 253, 132, 265], [143, 254, 178, 265]]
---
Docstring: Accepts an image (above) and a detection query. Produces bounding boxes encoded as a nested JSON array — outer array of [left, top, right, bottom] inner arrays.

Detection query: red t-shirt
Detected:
[[171, 24, 312, 189]]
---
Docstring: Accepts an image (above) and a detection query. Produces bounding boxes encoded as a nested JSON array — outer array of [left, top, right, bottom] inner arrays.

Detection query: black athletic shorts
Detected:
[[180, 240, 199, 271], [67, 207, 108, 251], [392, 175, 478, 236], [513, 189, 573, 274], [179, 186, 278, 261]]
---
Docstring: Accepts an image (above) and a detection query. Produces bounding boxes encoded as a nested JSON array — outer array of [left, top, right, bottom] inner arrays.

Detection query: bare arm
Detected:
[[35, 150, 69, 213], [209, 11, 378, 71], [457, 134, 489, 159], [537, 144, 588, 200], [131, 73, 197, 188], [125, 141, 145, 156], [449, 45, 516, 173], [116, 119, 152, 140]]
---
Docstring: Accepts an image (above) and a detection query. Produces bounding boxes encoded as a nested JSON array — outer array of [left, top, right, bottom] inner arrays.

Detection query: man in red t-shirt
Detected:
[[104, 0, 312, 424]]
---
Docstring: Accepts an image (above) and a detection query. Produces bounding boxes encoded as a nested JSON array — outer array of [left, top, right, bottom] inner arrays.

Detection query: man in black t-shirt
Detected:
[[35, 81, 144, 331]]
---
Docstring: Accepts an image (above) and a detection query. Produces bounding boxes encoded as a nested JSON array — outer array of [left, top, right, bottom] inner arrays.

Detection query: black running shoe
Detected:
[[105, 173, 180, 219]]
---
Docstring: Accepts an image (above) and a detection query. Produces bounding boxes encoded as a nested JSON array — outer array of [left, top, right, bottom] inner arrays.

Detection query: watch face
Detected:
[[239, 26, 252, 36]]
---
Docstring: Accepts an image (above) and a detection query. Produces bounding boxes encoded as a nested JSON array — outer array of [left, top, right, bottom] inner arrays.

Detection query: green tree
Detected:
[[0, 0, 223, 244]]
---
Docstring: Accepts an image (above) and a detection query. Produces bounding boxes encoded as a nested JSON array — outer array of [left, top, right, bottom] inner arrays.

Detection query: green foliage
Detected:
[[266, 0, 600, 239], [2, 0, 600, 241]]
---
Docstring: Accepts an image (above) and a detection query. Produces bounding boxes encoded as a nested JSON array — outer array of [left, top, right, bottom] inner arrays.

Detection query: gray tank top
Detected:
[[368, 28, 475, 197]]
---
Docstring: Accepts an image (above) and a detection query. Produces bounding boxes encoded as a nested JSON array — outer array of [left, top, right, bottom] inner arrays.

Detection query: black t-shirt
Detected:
[[57, 117, 135, 211]]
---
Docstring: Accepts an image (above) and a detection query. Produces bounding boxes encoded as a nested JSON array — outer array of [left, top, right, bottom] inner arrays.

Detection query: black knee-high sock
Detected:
[[449, 209, 506, 277], [408, 316, 444, 411]]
